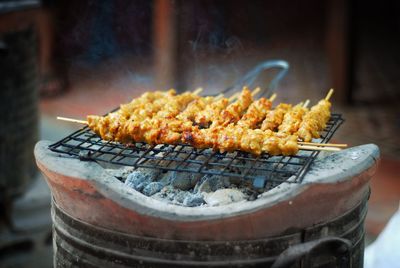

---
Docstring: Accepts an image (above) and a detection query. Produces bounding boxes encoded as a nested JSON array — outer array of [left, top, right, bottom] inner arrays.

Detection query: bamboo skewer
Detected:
[[229, 87, 260, 101], [298, 145, 341, 152], [228, 93, 239, 102], [303, 99, 310, 108], [251, 87, 261, 97], [57, 116, 87, 125], [269, 93, 277, 102], [298, 142, 347, 148], [214, 93, 224, 100], [193, 87, 203, 95], [325, 88, 334, 101]]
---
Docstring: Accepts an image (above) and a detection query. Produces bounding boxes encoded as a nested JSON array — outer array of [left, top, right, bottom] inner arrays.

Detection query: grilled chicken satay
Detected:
[[261, 103, 292, 131], [121, 91, 201, 144], [119, 89, 176, 118], [184, 88, 252, 147], [277, 103, 309, 135], [176, 96, 215, 121], [217, 126, 298, 155], [186, 124, 298, 155], [194, 98, 229, 127], [87, 90, 176, 141], [87, 112, 127, 141], [210, 87, 253, 128], [154, 96, 218, 144], [88, 90, 199, 143], [236, 97, 273, 129], [297, 98, 331, 142]]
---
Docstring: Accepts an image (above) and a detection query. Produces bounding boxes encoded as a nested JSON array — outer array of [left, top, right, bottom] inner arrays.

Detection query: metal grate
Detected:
[[48, 114, 344, 189]]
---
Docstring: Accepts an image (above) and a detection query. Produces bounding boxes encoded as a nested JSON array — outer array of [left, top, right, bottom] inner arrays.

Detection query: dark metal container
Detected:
[[0, 26, 39, 198], [52, 193, 367, 267]]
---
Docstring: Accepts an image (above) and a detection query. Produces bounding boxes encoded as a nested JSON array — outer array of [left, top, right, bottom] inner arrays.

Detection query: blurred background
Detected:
[[0, 0, 399, 267]]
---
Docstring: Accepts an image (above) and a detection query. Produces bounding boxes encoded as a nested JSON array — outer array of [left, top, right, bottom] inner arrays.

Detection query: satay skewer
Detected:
[[193, 87, 203, 95], [325, 88, 334, 101], [237, 93, 277, 129], [214, 94, 224, 101], [298, 145, 341, 152], [55, 115, 345, 151], [298, 142, 347, 148], [57, 116, 87, 125], [269, 93, 277, 102], [56, 87, 346, 153], [228, 93, 240, 102], [251, 87, 261, 96], [297, 89, 334, 142], [228, 87, 260, 102]]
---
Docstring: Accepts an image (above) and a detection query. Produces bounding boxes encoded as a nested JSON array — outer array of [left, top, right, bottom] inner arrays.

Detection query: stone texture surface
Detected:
[[35, 141, 377, 240]]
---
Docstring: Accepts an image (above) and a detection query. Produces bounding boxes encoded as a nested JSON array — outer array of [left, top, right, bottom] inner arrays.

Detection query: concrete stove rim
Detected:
[[35, 141, 379, 222]]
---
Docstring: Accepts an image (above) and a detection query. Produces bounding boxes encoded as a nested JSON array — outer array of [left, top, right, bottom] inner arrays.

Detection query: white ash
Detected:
[[103, 137, 332, 207], [111, 149, 313, 207], [203, 189, 246, 206], [117, 165, 254, 207]]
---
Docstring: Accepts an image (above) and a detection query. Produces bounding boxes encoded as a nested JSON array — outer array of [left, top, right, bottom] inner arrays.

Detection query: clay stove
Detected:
[[35, 132, 379, 267]]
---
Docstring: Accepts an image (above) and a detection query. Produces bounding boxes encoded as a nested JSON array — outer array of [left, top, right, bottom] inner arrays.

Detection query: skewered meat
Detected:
[[297, 99, 331, 142], [237, 97, 273, 129], [183, 125, 298, 155], [261, 103, 292, 131], [119, 89, 176, 118], [86, 88, 334, 156], [177, 96, 215, 121], [88, 90, 198, 142], [278, 103, 308, 134], [194, 98, 229, 127], [210, 88, 253, 127]]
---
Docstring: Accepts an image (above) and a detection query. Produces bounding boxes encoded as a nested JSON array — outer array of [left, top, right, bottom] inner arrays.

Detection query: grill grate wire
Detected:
[[49, 114, 344, 189]]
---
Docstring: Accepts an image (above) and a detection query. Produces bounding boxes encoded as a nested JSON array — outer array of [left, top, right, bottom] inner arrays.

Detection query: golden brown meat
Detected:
[[194, 98, 229, 127], [86, 89, 337, 156], [297, 99, 331, 141], [261, 103, 292, 131], [278, 103, 308, 135], [116, 91, 200, 143], [184, 124, 299, 156], [154, 91, 200, 119], [176, 96, 215, 121], [237, 97, 273, 129], [87, 90, 176, 141], [210, 87, 253, 128], [88, 90, 197, 143], [119, 89, 176, 118]]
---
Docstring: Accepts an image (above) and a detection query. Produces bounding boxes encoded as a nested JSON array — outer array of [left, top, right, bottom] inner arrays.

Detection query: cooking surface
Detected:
[[48, 113, 344, 189]]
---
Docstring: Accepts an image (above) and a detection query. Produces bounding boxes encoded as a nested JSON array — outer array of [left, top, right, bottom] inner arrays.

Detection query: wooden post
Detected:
[[325, 0, 355, 104], [153, 0, 178, 90]]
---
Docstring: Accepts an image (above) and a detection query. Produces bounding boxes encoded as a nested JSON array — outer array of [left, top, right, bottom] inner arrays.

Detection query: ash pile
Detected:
[[108, 153, 300, 207], [119, 168, 255, 207]]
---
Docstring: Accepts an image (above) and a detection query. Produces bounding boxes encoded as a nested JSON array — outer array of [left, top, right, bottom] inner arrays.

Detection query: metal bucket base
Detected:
[[52, 193, 367, 268]]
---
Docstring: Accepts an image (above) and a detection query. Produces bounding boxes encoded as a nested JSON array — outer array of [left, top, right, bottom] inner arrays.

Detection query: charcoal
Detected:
[[196, 176, 230, 193], [125, 169, 158, 191], [143, 182, 164, 196], [183, 193, 205, 207], [173, 191, 188, 203], [170, 172, 201, 191]]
